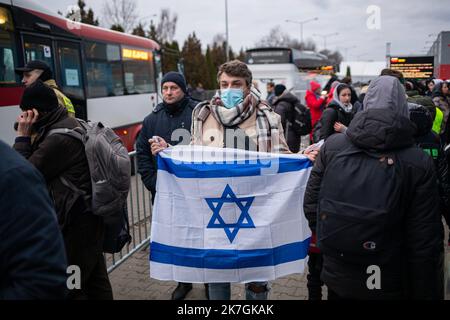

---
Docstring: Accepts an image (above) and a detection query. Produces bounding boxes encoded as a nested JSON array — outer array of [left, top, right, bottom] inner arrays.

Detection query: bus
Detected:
[[0, 0, 161, 150], [245, 47, 333, 104]]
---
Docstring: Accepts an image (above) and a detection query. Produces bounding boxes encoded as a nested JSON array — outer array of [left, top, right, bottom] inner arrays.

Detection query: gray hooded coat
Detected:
[[363, 75, 409, 118], [304, 75, 444, 299]]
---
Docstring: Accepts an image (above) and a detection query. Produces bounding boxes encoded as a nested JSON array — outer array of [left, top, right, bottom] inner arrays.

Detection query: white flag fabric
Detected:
[[150, 146, 313, 284]]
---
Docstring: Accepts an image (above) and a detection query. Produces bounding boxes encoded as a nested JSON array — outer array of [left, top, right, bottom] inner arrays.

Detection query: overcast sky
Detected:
[[42, 0, 450, 61]]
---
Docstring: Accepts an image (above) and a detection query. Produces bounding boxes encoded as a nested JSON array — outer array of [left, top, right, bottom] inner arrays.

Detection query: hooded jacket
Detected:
[[319, 84, 355, 141], [363, 76, 409, 118], [325, 81, 340, 107], [305, 81, 326, 128], [272, 91, 304, 153], [304, 76, 444, 299]]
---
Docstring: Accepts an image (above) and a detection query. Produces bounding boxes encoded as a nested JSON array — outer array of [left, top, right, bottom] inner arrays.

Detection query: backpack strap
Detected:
[[59, 175, 92, 214], [47, 127, 85, 142], [59, 175, 86, 197]]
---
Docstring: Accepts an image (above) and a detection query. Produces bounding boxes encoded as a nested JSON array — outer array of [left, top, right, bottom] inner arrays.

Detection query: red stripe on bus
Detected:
[[0, 87, 24, 107], [26, 9, 160, 50]]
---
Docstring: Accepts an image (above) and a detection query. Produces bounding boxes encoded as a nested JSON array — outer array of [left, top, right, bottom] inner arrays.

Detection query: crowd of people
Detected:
[[1, 57, 449, 300], [267, 69, 450, 300]]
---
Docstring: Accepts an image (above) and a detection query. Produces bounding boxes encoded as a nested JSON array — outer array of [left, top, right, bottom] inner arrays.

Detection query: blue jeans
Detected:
[[208, 282, 270, 300]]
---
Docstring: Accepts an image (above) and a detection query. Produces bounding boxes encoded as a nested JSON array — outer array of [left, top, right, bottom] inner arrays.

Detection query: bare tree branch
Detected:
[[156, 9, 178, 43], [102, 0, 138, 33], [255, 26, 291, 48], [255, 26, 317, 51]]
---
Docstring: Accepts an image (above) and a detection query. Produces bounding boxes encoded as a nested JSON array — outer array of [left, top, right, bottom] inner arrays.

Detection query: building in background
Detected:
[[428, 31, 450, 80]]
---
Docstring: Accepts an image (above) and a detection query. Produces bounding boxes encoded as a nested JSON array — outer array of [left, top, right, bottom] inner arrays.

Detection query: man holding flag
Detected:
[[150, 60, 318, 300], [136, 71, 208, 300]]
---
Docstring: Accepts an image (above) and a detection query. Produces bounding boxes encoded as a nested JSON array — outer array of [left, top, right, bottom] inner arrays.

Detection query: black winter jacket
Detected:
[[13, 108, 104, 260], [0, 140, 68, 299], [136, 97, 198, 199], [410, 106, 450, 228], [272, 92, 304, 153], [304, 109, 444, 299], [416, 132, 450, 228], [319, 102, 355, 141]]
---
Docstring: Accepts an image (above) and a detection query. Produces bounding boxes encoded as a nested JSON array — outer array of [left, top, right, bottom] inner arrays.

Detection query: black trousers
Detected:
[[307, 252, 324, 300], [64, 211, 113, 300], [67, 252, 113, 300]]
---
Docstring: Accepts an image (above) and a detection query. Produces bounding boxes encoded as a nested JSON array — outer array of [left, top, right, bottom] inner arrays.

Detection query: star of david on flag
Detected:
[[205, 184, 256, 243]]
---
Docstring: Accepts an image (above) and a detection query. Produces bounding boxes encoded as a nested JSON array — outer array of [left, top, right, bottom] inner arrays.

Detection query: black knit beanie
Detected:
[[20, 80, 59, 112], [274, 84, 287, 97], [161, 72, 188, 94]]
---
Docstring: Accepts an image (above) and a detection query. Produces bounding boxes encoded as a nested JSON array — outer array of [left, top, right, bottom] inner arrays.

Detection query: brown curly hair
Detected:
[[217, 60, 253, 86]]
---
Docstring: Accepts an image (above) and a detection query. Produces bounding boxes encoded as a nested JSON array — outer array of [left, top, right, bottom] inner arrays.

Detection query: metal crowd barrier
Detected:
[[105, 151, 153, 273]]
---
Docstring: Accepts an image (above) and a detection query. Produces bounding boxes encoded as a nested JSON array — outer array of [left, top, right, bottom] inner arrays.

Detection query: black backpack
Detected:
[[103, 202, 132, 254], [312, 121, 322, 143], [48, 120, 132, 254], [47, 120, 131, 220], [291, 102, 312, 136], [317, 144, 404, 264]]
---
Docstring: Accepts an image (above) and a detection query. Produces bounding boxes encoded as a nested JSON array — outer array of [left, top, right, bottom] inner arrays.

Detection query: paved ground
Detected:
[[108, 239, 449, 300], [108, 245, 313, 300]]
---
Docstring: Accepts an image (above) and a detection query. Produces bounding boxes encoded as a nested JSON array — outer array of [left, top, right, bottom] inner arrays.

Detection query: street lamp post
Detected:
[[313, 32, 339, 50], [225, 0, 229, 61], [285, 17, 319, 44], [386, 42, 391, 67]]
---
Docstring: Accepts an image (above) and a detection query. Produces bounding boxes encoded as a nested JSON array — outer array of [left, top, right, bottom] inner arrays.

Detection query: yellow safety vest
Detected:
[[61, 94, 75, 115], [44, 80, 76, 116], [432, 107, 444, 135]]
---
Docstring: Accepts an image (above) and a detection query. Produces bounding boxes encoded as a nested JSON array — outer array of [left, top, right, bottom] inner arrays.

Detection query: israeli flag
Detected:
[[150, 146, 313, 284]]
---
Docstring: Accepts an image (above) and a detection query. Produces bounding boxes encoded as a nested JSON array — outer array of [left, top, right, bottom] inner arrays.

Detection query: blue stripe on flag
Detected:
[[150, 238, 311, 269], [157, 155, 312, 178]]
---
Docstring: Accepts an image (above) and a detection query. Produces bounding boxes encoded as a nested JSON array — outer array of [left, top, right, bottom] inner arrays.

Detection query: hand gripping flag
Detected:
[[150, 146, 312, 283]]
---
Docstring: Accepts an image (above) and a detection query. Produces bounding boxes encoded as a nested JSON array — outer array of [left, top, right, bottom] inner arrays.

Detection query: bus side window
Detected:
[[85, 42, 124, 98], [58, 42, 84, 99], [122, 47, 155, 95], [0, 7, 19, 85], [23, 35, 55, 75]]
